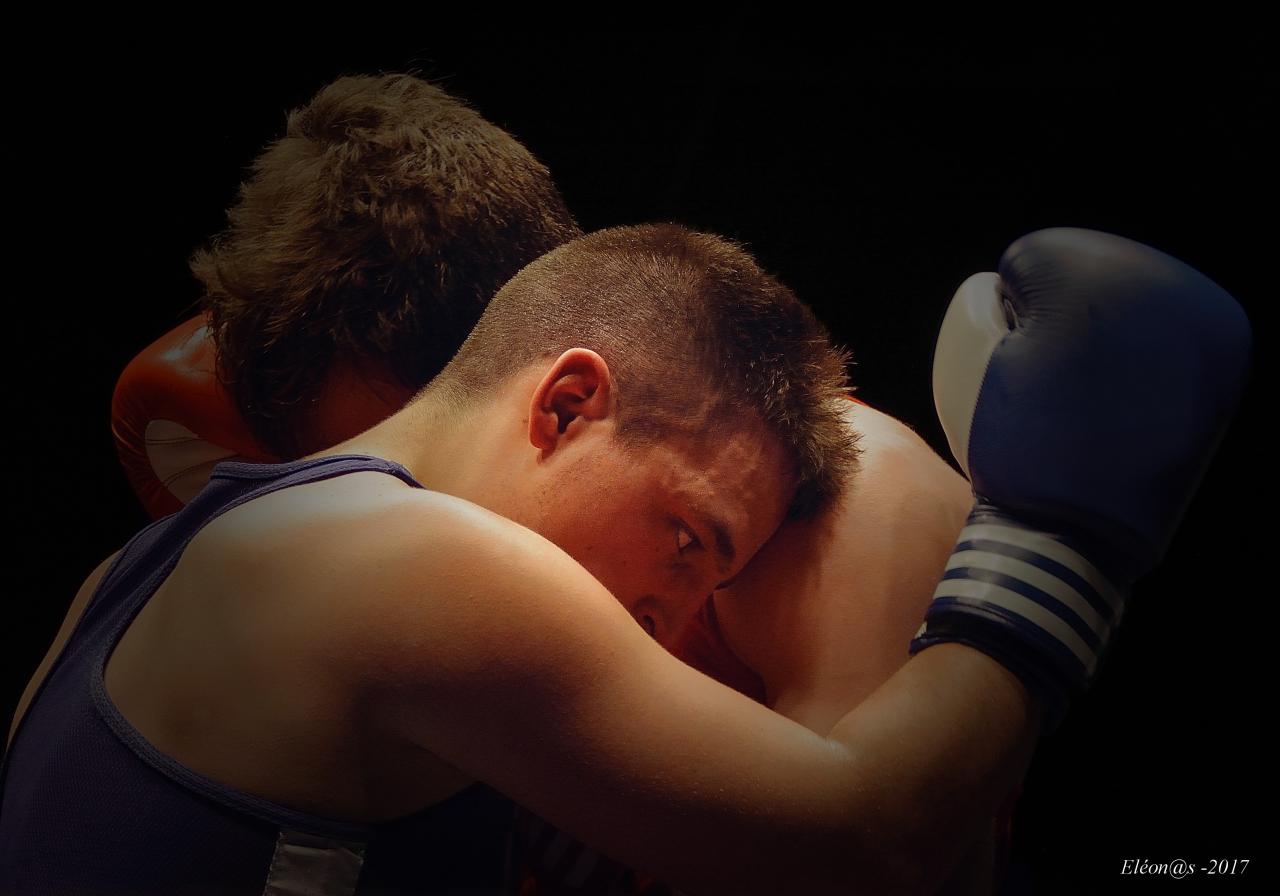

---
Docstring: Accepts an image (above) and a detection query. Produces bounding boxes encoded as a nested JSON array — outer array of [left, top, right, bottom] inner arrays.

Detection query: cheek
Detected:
[[602, 532, 680, 601], [562, 530, 647, 594]]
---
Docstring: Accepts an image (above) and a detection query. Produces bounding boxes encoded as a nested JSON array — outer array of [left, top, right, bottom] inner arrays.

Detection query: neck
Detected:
[[317, 377, 530, 515]]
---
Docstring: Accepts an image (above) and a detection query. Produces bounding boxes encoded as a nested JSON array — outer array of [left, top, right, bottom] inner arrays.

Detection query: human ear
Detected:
[[527, 348, 614, 451]]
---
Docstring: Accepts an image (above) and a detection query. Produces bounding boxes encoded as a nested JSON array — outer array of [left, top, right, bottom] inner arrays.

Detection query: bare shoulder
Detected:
[[291, 482, 659, 769], [712, 402, 973, 726], [718, 400, 970, 619], [221, 475, 635, 693], [842, 400, 972, 516], [168, 472, 633, 758], [196, 470, 611, 634], [846, 400, 957, 469]]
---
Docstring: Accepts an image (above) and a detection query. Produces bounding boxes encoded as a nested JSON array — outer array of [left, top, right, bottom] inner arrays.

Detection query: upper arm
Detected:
[[346, 498, 865, 895], [7, 550, 121, 749]]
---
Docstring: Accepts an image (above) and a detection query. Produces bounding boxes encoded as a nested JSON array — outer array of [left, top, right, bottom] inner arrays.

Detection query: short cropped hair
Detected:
[[193, 73, 581, 458], [436, 224, 859, 515]]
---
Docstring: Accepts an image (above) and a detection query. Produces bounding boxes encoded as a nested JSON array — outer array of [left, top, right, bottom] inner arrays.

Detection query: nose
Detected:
[[633, 589, 712, 647]]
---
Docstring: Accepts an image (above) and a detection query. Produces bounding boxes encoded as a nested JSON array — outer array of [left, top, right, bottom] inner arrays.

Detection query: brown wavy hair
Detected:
[[192, 73, 581, 458]]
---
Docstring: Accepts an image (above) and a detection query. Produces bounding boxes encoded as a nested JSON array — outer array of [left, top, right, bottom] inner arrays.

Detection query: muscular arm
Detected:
[[351, 494, 1040, 896], [711, 404, 1013, 891]]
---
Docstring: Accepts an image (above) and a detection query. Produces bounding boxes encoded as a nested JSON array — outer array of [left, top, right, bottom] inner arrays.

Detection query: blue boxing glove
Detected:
[[910, 228, 1251, 727]]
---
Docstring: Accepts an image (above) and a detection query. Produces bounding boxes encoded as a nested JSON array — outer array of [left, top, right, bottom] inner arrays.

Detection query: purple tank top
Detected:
[[1, 455, 516, 895]]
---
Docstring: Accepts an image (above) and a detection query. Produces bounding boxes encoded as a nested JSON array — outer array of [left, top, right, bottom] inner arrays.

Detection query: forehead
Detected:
[[635, 424, 795, 562]]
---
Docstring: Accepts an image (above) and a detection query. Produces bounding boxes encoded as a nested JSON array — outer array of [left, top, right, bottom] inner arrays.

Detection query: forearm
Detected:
[[534, 641, 1040, 896], [822, 643, 1040, 895], [380, 514, 1044, 895]]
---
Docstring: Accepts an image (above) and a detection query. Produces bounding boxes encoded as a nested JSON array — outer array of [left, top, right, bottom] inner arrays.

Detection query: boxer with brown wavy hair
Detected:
[[113, 74, 581, 516]]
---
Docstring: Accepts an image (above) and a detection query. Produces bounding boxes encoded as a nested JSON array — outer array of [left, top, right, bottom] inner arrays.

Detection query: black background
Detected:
[[8, 28, 1274, 894]]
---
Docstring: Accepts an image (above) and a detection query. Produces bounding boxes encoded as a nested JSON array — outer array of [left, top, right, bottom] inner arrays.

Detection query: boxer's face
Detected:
[[525, 423, 794, 648]]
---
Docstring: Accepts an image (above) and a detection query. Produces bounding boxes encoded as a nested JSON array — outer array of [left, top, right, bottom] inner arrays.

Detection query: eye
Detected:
[[675, 522, 699, 555]]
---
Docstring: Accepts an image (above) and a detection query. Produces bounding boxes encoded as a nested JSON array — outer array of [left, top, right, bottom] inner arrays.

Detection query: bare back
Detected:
[[713, 401, 973, 732]]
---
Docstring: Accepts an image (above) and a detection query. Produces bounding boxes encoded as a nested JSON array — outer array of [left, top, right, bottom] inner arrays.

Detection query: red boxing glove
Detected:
[[111, 316, 276, 518], [113, 315, 419, 518]]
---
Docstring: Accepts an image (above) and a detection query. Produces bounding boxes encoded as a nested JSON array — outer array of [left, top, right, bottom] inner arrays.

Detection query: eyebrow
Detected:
[[695, 511, 737, 573]]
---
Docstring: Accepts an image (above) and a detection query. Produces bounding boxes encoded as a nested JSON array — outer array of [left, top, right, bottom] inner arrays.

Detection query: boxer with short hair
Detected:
[[4, 224, 1248, 895], [104, 81, 1250, 890], [520, 397, 994, 894], [507, 230, 1252, 895], [107, 74, 1010, 891], [112, 73, 581, 517]]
